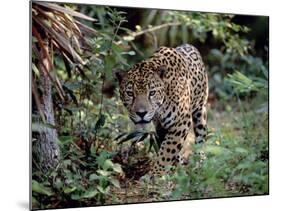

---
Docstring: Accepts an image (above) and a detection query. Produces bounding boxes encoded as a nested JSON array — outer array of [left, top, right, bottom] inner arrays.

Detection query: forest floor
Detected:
[[104, 97, 269, 205], [32, 97, 268, 209]]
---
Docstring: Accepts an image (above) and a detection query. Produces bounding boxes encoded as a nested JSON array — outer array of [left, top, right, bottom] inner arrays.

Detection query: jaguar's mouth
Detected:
[[134, 120, 151, 130], [130, 117, 152, 125], [136, 120, 151, 124]]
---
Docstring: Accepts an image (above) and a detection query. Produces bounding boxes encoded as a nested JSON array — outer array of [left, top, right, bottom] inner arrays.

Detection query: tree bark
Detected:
[[33, 39, 60, 173]]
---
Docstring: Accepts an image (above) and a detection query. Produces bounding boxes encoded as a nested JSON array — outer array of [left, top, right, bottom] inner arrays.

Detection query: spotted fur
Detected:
[[116, 44, 208, 175]]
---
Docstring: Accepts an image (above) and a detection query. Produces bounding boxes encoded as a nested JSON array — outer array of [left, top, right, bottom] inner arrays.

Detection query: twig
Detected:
[[109, 20, 125, 51], [129, 41, 145, 58]]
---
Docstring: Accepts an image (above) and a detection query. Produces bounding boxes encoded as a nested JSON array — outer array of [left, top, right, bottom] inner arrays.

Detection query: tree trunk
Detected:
[[33, 39, 60, 173]]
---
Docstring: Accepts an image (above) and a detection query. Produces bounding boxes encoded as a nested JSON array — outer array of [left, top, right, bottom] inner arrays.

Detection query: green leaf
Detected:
[[94, 114, 106, 132], [96, 151, 110, 168], [112, 43, 123, 54], [100, 40, 111, 52], [235, 147, 248, 155], [110, 179, 120, 188], [63, 159, 72, 167], [97, 185, 110, 194], [90, 144, 96, 156], [59, 136, 74, 144], [97, 169, 110, 176], [103, 159, 114, 170], [112, 163, 123, 173], [63, 186, 77, 194], [32, 180, 53, 196], [227, 71, 266, 94], [70, 194, 81, 200], [81, 190, 98, 198], [89, 173, 100, 181]]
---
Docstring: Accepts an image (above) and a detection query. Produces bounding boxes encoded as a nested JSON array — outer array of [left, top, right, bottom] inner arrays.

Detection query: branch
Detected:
[[123, 22, 181, 41]]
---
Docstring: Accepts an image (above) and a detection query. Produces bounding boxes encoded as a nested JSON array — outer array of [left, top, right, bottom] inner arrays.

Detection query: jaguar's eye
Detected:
[[126, 91, 134, 97], [149, 90, 156, 96]]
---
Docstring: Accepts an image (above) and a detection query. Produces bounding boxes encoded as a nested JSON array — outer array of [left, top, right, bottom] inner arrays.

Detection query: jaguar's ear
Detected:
[[158, 65, 167, 79], [114, 69, 125, 83]]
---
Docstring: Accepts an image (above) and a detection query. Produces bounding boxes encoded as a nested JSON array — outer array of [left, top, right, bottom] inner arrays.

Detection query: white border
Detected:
[[0, 0, 280, 211]]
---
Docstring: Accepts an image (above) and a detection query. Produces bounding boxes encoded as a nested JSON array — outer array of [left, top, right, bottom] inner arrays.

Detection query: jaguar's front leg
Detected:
[[149, 120, 192, 176]]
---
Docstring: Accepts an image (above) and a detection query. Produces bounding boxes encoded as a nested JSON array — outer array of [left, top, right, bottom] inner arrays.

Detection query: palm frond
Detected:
[[34, 2, 97, 22]]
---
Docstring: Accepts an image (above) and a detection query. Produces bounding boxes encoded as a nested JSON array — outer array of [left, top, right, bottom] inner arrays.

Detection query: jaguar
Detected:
[[115, 44, 208, 176]]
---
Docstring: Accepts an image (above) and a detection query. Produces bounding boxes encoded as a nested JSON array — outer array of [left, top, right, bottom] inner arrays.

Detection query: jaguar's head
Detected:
[[115, 63, 166, 126]]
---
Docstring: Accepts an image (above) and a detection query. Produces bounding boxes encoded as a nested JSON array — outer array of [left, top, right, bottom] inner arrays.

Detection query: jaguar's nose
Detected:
[[136, 111, 148, 118]]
